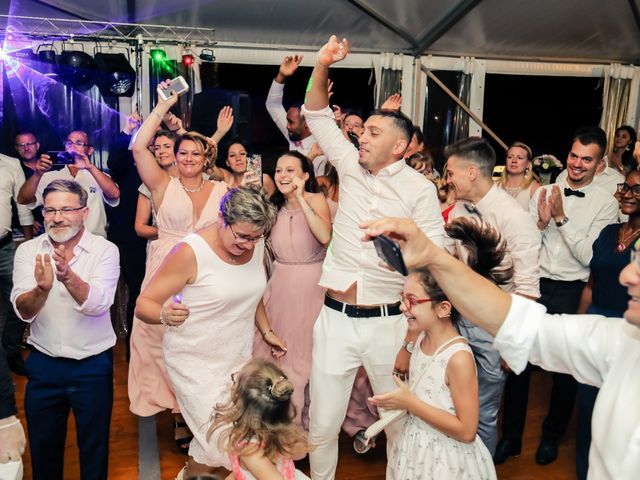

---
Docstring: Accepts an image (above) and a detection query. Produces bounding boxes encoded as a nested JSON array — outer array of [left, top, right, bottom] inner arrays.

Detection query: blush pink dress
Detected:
[[253, 205, 326, 428], [128, 178, 227, 415]]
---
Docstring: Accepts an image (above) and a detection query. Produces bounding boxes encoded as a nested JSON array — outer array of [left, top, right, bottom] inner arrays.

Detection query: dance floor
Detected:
[[13, 339, 577, 479]]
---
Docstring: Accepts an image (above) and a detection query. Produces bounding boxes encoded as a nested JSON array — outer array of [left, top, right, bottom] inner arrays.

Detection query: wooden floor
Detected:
[[13, 339, 578, 479]]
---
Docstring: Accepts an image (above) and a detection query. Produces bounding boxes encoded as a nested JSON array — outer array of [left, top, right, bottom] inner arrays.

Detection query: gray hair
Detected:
[[220, 186, 277, 233], [42, 179, 88, 207]]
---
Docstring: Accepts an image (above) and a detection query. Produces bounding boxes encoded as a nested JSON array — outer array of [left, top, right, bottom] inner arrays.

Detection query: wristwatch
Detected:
[[402, 340, 415, 354], [555, 216, 569, 227]]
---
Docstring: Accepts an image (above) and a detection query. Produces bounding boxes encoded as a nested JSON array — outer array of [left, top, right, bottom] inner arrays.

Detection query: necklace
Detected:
[[503, 184, 522, 198], [616, 225, 640, 253], [179, 177, 206, 193]]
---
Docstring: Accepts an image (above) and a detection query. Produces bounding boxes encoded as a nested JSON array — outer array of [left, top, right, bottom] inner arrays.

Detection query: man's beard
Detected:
[[288, 131, 302, 142], [46, 222, 82, 243]]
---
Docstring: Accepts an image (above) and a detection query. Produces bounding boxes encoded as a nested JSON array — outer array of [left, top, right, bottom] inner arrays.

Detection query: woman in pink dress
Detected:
[[128, 84, 228, 452], [253, 151, 332, 428]]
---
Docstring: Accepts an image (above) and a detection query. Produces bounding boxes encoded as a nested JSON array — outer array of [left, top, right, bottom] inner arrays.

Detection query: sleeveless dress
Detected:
[[128, 178, 227, 415], [253, 206, 326, 428], [389, 334, 496, 480], [163, 233, 267, 467]]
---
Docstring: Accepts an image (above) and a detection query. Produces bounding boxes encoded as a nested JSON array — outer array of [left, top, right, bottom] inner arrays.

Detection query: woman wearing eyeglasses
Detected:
[[572, 169, 640, 479], [136, 187, 287, 479], [128, 82, 230, 453], [252, 151, 332, 429]]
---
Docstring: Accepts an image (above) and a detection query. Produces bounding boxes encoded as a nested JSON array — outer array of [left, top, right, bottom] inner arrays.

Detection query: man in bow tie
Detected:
[[495, 126, 619, 470]]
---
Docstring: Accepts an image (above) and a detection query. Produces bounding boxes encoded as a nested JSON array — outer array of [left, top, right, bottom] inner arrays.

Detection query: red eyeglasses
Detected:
[[399, 292, 432, 309]]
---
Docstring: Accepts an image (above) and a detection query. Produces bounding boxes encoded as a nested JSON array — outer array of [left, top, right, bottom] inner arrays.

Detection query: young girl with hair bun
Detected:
[[209, 359, 312, 480]]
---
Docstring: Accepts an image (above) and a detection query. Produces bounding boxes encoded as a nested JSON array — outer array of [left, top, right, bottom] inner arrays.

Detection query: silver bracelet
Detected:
[[159, 309, 168, 326], [0, 419, 20, 430]]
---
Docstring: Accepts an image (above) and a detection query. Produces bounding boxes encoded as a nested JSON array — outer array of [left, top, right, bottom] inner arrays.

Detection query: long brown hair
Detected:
[[208, 359, 310, 460]]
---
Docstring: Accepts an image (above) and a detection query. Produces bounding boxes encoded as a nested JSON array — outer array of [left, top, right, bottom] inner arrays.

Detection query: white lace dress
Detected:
[[389, 335, 497, 480]]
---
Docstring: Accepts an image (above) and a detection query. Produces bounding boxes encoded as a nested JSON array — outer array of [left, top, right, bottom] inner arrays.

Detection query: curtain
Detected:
[[377, 53, 403, 107], [451, 72, 471, 142], [600, 64, 633, 153]]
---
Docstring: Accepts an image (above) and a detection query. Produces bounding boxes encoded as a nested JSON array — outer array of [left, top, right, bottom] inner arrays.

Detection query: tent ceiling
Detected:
[[2, 0, 640, 63]]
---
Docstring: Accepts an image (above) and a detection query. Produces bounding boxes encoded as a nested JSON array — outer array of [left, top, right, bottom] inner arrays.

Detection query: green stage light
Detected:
[[150, 49, 166, 62]]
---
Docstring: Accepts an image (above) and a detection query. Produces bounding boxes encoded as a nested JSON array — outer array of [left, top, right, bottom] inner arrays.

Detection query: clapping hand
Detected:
[[537, 188, 553, 227], [34, 253, 53, 292], [52, 245, 73, 283], [317, 35, 349, 67], [368, 375, 413, 410]]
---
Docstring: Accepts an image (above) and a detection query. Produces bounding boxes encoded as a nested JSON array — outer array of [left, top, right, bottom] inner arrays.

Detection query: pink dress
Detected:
[[128, 178, 227, 415], [253, 206, 326, 428]]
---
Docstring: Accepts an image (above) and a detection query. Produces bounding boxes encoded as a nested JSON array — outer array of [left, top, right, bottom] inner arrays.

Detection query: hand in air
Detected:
[[34, 254, 53, 292], [124, 112, 142, 135], [156, 79, 179, 109], [279, 54, 303, 77], [216, 106, 234, 135], [317, 35, 350, 67], [381, 93, 402, 111]]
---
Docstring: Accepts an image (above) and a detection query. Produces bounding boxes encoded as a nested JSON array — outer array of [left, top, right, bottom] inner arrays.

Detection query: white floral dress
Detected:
[[389, 334, 497, 480]]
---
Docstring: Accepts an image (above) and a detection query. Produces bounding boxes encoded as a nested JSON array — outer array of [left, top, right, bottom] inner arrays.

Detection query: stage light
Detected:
[[37, 49, 58, 78], [151, 49, 166, 63], [56, 50, 97, 91], [182, 54, 194, 66], [199, 48, 215, 63], [8, 48, 37, 62], [94, 53, 136, 97]]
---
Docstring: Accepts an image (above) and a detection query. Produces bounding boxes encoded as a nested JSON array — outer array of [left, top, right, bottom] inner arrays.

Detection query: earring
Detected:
[[437, 313, 451, 319], [627, 144, 632, 152]]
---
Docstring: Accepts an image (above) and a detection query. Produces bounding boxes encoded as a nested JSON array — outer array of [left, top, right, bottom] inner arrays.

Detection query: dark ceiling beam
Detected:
[[413, 0, 483, 56], [343, 0, 419, 50]]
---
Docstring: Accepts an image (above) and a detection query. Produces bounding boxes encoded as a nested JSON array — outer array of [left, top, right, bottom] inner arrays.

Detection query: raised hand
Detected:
[[124, 112, 142, 135], [316, 35, 349, 67], [279, 54, 303, 78], [381, 93, 402, 111], [34, 253, 53, 292], [156, 80, 179, 111], [71, 151, 92, 170], [216, 106, 234, 135], [308, 142, 324, 161], [549, 185, 565, 220], [36, 154, 52, 175], [163, 112, 184, 133], [291, 176, 306, 200], [332, 104, 343, 125]]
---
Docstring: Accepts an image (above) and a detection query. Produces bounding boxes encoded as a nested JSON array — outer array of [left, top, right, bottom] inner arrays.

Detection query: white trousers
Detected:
[[0, 460, 23, 480], [308, 305, 406, 480]]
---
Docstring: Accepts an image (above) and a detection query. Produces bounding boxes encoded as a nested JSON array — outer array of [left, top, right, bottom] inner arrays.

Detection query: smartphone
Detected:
[[47, 151, 75, 166], [247, 154, 263, 184], [158, 76, 189, 101], [373, 234, 408, 276]]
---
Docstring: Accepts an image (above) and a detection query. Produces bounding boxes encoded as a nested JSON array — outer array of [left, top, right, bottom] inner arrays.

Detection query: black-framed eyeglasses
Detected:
[[616, 183, 640, 196], [42, 206, 85, 217], [64, 139, 89, 148], [228, 224, 264, 244], [399, 292, 432, 310], [15, 141, 38, 149]]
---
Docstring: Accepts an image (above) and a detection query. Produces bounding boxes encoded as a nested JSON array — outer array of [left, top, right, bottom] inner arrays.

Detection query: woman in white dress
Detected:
[[135, 186, 287, 478]]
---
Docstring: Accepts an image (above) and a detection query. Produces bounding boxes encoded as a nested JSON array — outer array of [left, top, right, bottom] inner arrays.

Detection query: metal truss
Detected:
[[0, 15, 215, 46]]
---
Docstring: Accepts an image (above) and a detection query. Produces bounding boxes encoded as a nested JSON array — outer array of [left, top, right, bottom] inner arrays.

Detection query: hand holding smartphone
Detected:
[[373, 234, 408, 276], [247, 154, 263, 185], [47, 151, 75, 167], [157, 76, 189, 101]]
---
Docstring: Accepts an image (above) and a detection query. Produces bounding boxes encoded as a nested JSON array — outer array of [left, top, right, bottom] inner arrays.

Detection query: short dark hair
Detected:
[[369, 109, 414, 142], [573, 126, 607, 159], [413, 126, 424, 145], [15, 131, 38, 140], [444, 137, 496, 178], [153, 130, 178, 144], [43, 179, 88, 207]]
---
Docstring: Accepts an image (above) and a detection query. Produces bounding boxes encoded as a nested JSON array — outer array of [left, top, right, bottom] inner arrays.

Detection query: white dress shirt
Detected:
[[302, 105, 445, 305], [0, 154, 33, 238], [32, 167, 120, 238], [530, 178, 619, 282], [449, 184, 541, 297], [494, 294, 640, 480], [266, 80, 328, 176], [11, 230, 120, 359]]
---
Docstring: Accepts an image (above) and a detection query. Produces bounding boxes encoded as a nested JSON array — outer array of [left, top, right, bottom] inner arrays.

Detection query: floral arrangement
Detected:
[[532, 154, 563, 174]]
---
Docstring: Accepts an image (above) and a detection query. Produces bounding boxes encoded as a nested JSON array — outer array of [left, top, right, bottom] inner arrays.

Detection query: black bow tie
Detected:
[[463, 202, 482, 217], [564, 187, 585, 198]]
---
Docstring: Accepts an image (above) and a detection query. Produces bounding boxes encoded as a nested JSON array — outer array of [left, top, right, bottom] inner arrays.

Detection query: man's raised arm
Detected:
[[304, 36, 349, 111]]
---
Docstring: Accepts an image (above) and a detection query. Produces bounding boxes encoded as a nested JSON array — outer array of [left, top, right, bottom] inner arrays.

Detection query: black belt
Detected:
[[324, 294, 401, 318], [0, 232, 13, 248]]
